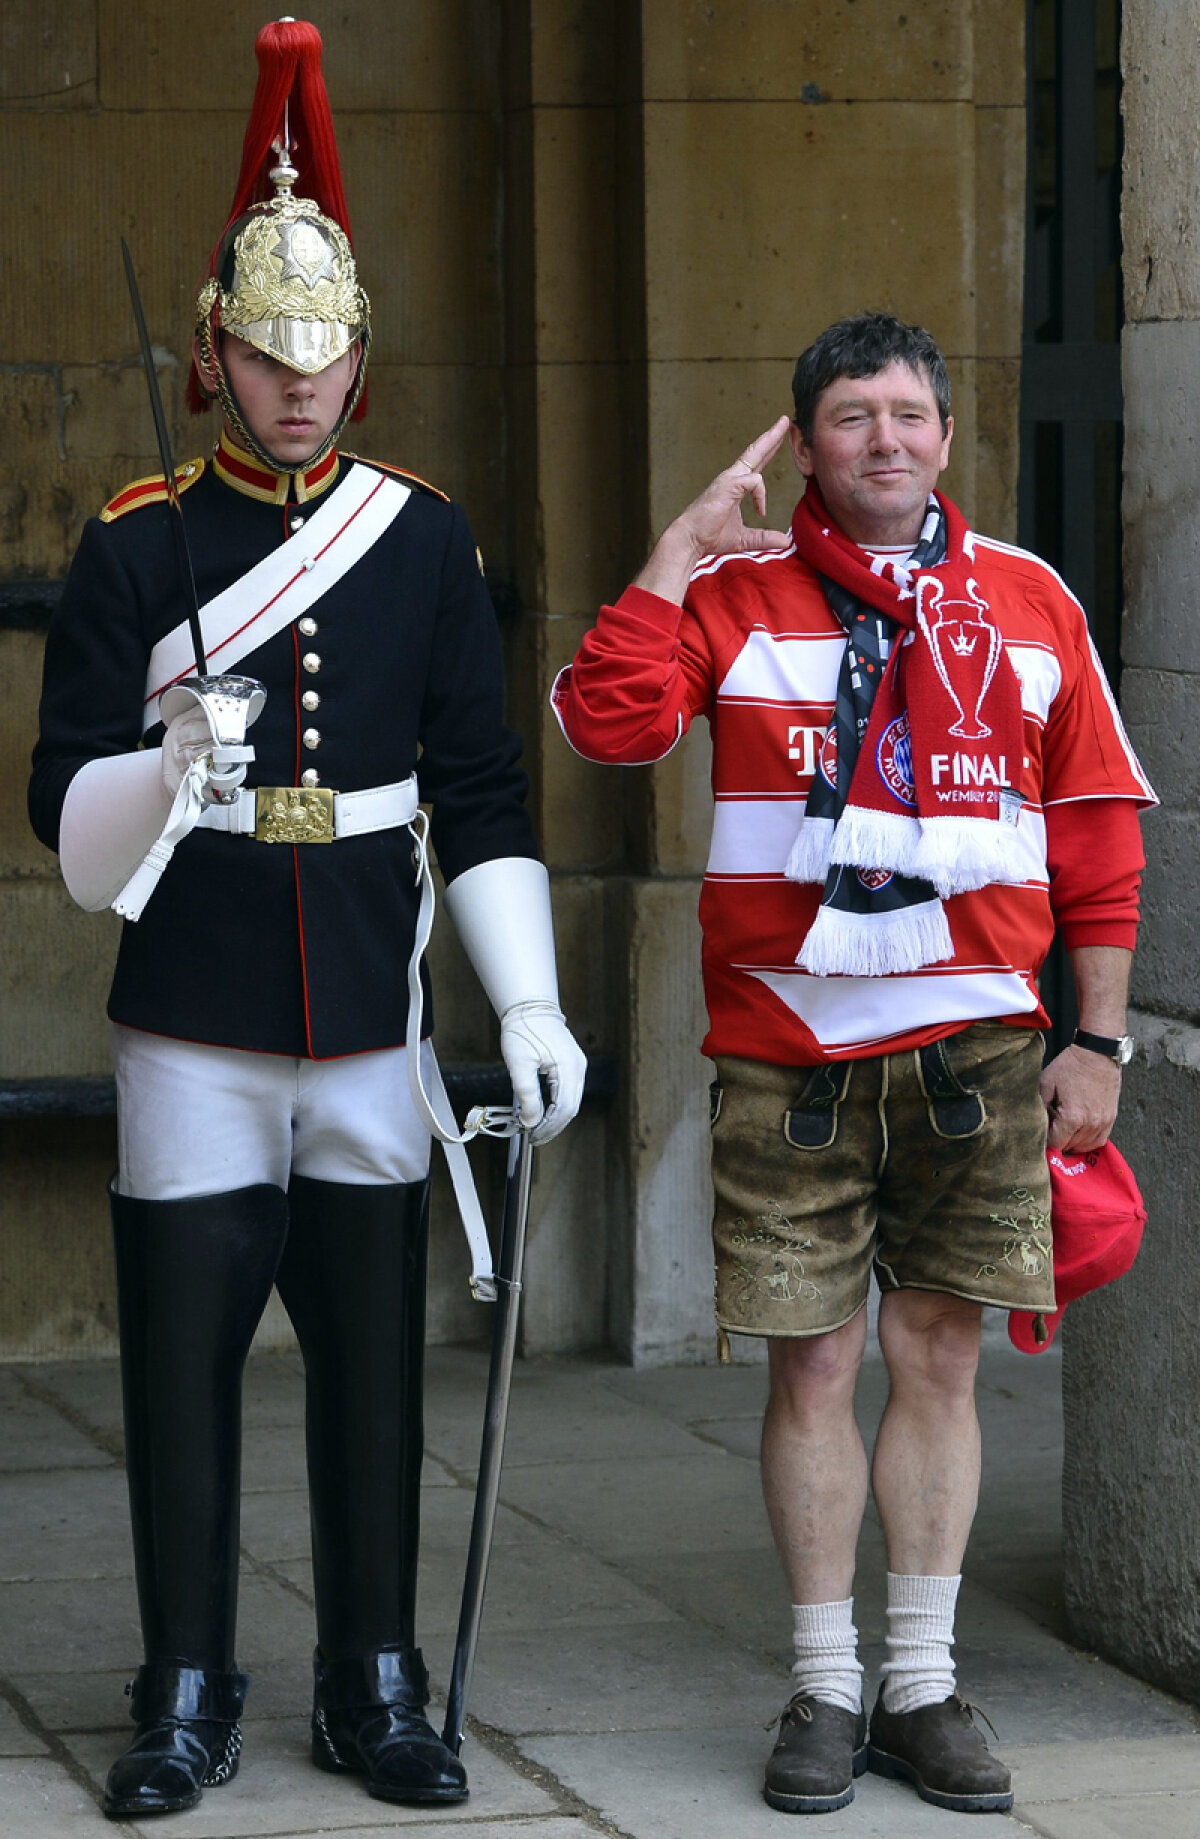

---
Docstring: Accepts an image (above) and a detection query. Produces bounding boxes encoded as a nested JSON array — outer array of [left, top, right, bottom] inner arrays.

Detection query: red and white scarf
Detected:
[[784, 484, 1027, 976]]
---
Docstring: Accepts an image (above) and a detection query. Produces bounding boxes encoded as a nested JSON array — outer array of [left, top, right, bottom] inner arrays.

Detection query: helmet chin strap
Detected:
[[198, 323, 368, 476]]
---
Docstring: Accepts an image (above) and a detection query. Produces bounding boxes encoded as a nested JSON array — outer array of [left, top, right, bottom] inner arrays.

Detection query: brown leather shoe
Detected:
[[867, 1690, 1013, 1812], [763, 1693, 868, 1814]]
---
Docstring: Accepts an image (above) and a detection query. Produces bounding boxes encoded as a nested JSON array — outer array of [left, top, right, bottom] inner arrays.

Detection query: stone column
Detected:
[[1061, 0, 1200, 1698], [495, 0, 645, 1354]]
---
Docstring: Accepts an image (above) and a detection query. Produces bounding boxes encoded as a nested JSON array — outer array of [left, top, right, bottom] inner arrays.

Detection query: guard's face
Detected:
[[789, 359, 953, 546], [201, 334, 361, 467]]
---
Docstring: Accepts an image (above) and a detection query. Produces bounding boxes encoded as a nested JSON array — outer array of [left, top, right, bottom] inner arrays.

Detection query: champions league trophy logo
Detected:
[[915, 576, 1003, 739]]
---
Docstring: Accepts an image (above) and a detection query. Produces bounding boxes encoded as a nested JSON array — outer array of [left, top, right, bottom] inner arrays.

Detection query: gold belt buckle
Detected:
[[254, 786, 336, 843]]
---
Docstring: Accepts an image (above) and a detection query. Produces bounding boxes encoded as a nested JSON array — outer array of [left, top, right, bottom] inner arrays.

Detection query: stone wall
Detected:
[[1061, 0, 1200, 1698], [0, 0, 1026, 1361]]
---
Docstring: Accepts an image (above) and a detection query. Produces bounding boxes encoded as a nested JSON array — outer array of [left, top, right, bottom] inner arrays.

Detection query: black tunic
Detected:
[[29, 455, 537, 1059]]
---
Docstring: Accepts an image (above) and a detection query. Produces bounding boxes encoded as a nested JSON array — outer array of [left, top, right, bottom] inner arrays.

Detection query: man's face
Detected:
[[196, 333, 360, 467], [789, 359, 953, 546]]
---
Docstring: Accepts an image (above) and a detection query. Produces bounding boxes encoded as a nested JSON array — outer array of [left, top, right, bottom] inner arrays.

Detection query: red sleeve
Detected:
[[1044, 797, 1144, 951], [1038, 584, 1156, 808], [550, 585, 713, 764]]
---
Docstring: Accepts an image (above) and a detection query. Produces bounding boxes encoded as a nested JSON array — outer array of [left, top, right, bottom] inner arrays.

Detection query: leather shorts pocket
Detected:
[[784, 1064, 854, 1150], [916, 1039, 987, 1140], [709, 1078, 723, 1127]]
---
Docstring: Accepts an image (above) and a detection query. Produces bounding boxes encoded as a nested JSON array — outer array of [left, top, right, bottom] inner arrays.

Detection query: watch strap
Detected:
[[1073, 1028, 1132, 1064]]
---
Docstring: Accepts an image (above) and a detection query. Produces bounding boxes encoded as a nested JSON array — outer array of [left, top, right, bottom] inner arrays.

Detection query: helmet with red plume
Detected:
[[191, 18, 370, 471]]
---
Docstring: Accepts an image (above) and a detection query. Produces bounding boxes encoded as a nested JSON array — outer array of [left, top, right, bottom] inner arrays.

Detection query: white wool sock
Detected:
[[880, 1572, 961, 1714], [789, 1599, 864, 1713]]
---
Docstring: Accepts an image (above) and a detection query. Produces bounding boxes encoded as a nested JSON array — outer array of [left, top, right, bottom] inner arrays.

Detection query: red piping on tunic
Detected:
[[294, 843, 316, 1058], [143, 472, 388, 707], [288, 619, 316, 1055]]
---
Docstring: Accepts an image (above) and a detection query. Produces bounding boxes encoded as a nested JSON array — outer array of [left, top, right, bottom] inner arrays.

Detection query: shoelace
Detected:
[[765, 1692, 820, 1733], [764, 1688, 999, 1741], [951, 1691, 1000, 1744]]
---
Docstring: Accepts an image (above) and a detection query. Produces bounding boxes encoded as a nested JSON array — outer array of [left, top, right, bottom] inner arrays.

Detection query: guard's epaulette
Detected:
[[345, 454, 450, 503], [100, 458, 207, 523]]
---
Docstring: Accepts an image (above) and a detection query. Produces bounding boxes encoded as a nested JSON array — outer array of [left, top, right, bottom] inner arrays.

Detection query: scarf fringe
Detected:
[[824, 805, 924, 878], [796, 898, 954, 977], [783, 815, 836, 884], [911, 816, 1026, 897]]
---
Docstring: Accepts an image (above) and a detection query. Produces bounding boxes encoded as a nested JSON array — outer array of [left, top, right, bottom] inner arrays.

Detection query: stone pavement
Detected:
[[2, 1333, 1199, 1838]]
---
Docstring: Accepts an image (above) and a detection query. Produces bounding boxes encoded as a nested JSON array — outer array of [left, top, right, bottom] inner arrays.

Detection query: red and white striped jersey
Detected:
[[552, 530, 1154, 1065]]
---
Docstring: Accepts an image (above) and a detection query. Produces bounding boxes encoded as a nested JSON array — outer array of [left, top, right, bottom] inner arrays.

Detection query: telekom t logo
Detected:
[[787, 725, 824, 778]]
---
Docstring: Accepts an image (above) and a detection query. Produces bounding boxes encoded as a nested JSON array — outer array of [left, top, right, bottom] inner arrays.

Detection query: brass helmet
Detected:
[[191, 19, 370, 472]]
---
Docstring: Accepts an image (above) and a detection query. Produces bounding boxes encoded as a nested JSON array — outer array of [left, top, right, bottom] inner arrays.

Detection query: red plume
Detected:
[[189, 18, 368, 421], [223, 20, 354, 241]]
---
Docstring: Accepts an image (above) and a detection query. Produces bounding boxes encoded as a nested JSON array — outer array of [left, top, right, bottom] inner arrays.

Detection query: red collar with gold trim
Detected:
[[212, 429, 340, 505]]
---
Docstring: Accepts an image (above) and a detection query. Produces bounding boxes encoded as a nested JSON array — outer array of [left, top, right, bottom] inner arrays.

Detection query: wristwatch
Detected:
[[1072, 1028, 1134, 1067]]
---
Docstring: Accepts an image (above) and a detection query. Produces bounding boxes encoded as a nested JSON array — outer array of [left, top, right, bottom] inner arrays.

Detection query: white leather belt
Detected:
[[196, 775, 419, 843]]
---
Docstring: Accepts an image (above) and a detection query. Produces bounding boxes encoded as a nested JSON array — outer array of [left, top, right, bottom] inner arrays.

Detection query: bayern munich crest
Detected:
[[875, 712, 916, 807]]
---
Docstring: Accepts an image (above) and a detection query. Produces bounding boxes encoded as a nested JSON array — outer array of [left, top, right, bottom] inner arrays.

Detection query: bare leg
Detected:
[[864, 1293, 1013, 1806], [762, 1308, 870, 1602], [872, 1289, 983, 1576]]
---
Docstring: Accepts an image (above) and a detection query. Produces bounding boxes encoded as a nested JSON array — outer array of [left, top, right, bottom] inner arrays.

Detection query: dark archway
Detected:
[[1020, 0, 1124, 1048]]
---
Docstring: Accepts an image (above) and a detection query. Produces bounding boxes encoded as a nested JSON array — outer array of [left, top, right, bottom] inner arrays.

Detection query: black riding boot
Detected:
[[103, 1181, 289, 1819], [276, 1175, 467, 1804]]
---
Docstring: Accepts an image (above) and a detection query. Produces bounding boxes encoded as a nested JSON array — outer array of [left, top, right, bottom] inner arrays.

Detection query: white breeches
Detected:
[[112, 1023, 434, 1200]]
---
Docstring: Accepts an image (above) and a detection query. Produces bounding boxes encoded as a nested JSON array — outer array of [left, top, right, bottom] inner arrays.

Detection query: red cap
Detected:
[[1008, 1142, 1146, 1354]]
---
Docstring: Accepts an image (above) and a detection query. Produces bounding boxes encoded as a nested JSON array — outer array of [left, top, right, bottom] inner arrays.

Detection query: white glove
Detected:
[[60, 750, 173, 911], [499, 999, 588, 1144], [443, 857, 588, 1144], [161, 706, 213, 798]]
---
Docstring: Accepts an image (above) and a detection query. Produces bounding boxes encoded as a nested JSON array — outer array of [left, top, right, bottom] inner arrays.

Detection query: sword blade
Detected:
[[442, 1127, 536, 1754], [120, 238, 207, 679]]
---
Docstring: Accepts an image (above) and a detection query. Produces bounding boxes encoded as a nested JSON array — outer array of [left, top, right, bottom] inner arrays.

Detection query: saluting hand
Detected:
[[634, 415, 794, 605]]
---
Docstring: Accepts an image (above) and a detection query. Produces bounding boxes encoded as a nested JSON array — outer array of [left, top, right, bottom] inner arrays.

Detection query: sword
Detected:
[[442, 1124, 536, 1754], [118, 238, 264, 825], [120, 237, 208, 680]]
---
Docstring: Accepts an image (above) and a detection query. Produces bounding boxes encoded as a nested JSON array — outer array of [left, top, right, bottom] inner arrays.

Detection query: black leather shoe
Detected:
[[868, 1690, 1013, 1812], [764, 1692, 868, 1814], [311, 1647, 468, 1804], [103, 1665, 248, 1818]]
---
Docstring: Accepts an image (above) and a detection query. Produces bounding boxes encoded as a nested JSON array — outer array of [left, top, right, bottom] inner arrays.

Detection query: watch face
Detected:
[[1116, 1035, 1134, 1066]]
